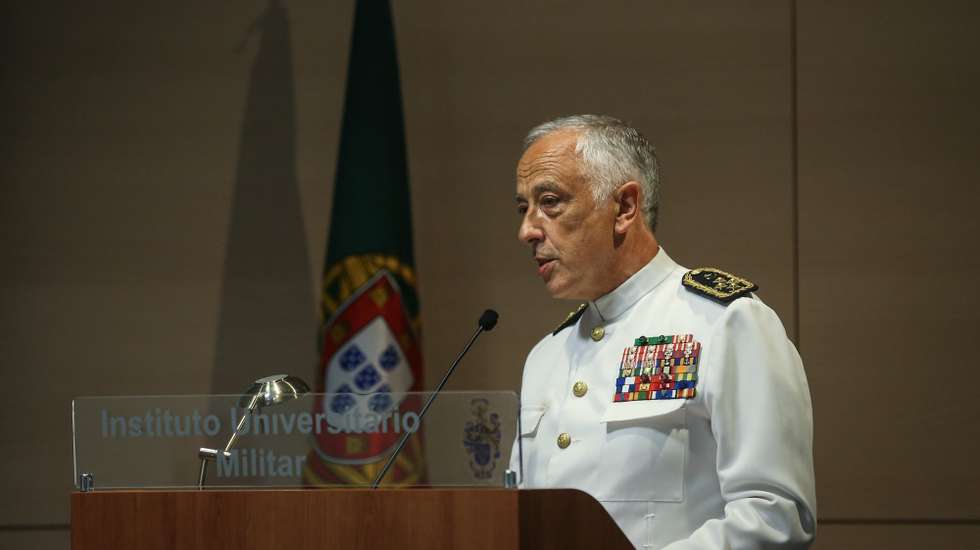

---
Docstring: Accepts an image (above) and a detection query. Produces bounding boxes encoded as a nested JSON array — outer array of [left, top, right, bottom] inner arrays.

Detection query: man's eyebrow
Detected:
[[531, 181, 562, 195], [515, 181, 562, 203]]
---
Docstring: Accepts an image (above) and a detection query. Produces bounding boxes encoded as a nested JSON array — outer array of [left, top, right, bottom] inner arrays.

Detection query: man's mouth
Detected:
[[535, 258, 556, 278]]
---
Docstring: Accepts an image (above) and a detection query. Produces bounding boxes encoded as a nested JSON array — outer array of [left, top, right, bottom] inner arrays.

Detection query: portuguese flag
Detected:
[[303, 0, 425, 486]]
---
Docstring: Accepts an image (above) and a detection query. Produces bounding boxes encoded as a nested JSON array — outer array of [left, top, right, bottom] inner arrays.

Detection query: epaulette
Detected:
[[553, 303, 587, 335], [682, 267, 758, 304]]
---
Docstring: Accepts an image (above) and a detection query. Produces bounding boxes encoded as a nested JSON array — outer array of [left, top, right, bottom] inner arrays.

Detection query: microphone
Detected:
[[478, 309, 498, 331], [371, 309, 499, 488]]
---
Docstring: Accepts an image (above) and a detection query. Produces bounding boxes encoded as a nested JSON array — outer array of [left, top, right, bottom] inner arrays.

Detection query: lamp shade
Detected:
[[239, 374, 310, 409]]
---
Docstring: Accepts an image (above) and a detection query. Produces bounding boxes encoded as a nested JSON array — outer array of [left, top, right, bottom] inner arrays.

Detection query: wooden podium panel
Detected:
[[71, 488, 631, 550]]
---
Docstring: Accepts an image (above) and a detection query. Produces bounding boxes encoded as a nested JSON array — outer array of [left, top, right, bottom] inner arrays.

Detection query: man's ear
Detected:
[[613, 181, 642, 234]]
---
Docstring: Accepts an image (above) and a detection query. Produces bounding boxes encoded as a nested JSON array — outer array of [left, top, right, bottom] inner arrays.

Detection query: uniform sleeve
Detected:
[[663, 298, 817, 549]]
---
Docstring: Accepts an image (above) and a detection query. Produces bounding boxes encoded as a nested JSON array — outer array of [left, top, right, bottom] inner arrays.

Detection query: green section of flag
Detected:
[[324, 0, 417, 316]]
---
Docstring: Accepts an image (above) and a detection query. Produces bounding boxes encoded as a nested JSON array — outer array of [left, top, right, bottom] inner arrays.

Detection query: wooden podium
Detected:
[[71, 488, 632, 549]]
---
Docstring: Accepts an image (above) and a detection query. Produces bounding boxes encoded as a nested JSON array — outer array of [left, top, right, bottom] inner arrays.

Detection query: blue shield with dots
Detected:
[[322, 316, 414, 434]]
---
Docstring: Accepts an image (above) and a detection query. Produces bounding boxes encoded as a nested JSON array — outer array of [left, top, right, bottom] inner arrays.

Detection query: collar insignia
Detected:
[[553, 303, 587, 335], [682, 267, 758, 304]]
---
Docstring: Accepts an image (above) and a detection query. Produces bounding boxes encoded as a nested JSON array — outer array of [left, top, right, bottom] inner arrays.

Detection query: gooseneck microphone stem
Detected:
[[371, 310, 497, 489]]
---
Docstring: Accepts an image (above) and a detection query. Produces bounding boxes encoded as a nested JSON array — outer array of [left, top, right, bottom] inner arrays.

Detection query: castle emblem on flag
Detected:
[[462, 398, 502, 480], [614, 334, 701, 402]]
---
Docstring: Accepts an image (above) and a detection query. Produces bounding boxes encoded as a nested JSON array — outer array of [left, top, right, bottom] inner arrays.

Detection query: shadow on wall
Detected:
[[212, 0, 316, 394]]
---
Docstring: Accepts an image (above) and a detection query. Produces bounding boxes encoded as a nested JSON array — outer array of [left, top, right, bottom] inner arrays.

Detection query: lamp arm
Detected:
[[197, 393, 262, 489], [223, 393, 261, 453]]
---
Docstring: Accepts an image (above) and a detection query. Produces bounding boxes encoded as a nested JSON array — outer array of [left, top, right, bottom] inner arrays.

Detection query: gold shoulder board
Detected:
[[682, 267, 758, 304]]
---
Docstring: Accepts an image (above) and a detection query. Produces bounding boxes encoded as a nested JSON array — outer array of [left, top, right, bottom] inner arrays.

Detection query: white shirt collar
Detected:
[[589, 247, 678, 322]]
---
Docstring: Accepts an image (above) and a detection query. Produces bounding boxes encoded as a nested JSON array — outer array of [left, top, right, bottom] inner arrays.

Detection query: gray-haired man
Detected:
[[510, 115, 816, 549]]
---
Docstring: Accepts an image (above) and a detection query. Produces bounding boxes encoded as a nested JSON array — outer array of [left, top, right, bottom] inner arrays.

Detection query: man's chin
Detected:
[[543, 279, 567, 299], [545, 279, 580, 301]]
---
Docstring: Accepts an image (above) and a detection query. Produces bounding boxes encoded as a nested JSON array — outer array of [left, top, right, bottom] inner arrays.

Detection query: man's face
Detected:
[[515, 130, 617, 300]]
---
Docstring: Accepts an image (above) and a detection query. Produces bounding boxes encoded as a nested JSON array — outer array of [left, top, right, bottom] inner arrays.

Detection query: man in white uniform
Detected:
[[510, 115, 816, 549]]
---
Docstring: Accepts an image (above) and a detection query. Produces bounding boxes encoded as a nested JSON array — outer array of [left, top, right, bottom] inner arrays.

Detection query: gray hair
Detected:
[[523, 114, 661, 231]]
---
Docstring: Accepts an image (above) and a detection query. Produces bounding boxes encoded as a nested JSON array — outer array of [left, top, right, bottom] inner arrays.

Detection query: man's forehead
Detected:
[[516, 130, 582, 189]]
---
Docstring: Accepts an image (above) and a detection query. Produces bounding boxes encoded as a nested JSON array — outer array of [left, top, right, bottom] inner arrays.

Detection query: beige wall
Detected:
[[798, 1, 980, 527], [1, 1, 977, 548]]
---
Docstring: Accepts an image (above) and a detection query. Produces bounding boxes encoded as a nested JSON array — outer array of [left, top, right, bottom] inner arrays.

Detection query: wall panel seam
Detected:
[[0, 524, 70, 531], [818, 518, 980, 525], [790, 0, 801, 351]]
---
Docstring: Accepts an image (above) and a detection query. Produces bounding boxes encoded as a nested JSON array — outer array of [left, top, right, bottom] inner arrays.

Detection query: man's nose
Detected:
[[518, 213, 543, 244]]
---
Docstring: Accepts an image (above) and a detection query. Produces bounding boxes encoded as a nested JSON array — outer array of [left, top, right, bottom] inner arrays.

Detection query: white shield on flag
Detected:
[[322, 315, 414, 429]]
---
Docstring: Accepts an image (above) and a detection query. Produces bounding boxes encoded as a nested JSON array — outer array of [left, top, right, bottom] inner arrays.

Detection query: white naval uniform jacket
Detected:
[[509, 249, 816, 549]]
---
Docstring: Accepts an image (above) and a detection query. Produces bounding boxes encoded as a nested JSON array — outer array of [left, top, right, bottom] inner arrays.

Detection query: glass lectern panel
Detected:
[[72, 391, 519, 489]]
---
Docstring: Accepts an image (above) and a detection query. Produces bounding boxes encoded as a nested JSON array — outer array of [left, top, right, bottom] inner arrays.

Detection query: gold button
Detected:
[[590, 326, 605, 341], [557, 432, 571, 449], [572, 381, 588, 397]]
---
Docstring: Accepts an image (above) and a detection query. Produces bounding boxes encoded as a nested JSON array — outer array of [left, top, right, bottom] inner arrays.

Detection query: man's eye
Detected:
[[540, 195, 560, 208], [517, 204, 528, 215]]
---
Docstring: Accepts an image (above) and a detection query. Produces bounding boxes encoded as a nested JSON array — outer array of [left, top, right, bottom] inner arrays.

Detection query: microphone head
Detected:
[[478, 309, 499, 331]]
